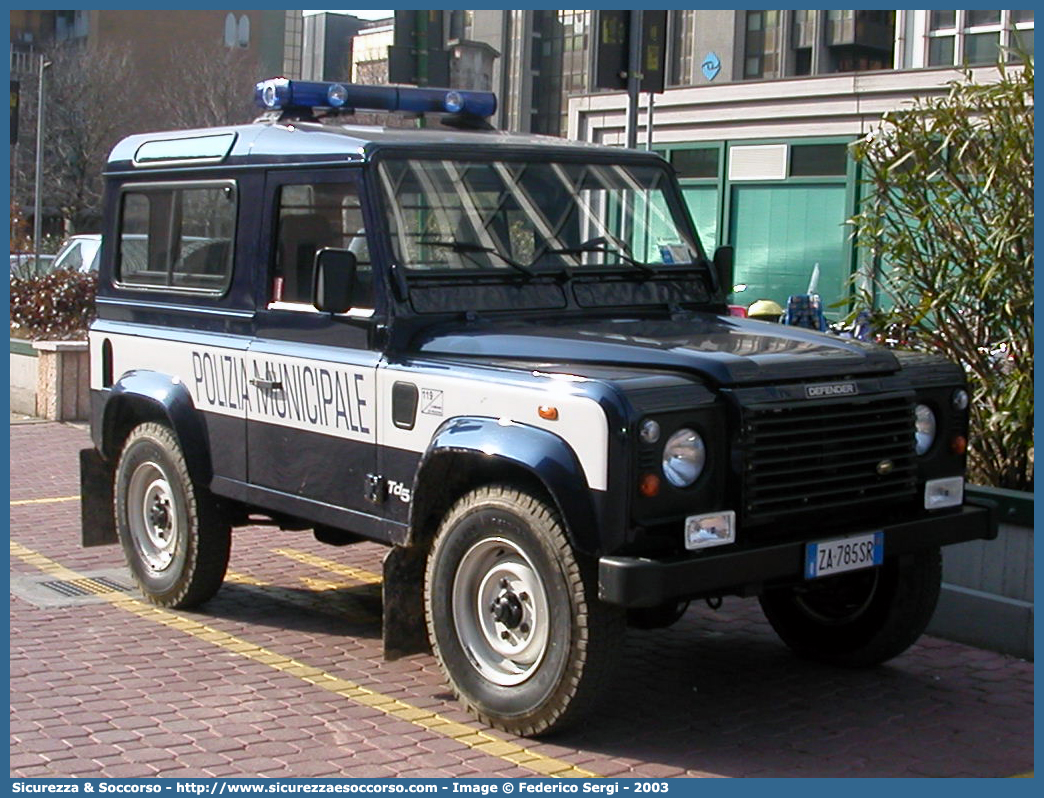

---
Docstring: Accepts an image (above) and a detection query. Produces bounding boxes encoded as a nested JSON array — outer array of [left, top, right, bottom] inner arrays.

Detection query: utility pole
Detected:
[[624, 10, 643, 150], [33, 54, 50, 264], [646, 92, 655, 150]]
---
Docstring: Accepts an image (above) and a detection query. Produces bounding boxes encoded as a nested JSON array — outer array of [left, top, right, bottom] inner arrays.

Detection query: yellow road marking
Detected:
[[272, 547, 383, 585], [10, 541, 599, 778], [10, 495, 80, 506]]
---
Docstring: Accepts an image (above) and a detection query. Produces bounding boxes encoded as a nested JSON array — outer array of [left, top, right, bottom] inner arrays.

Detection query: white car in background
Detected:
[[52, 233, 102, 273], [9, 252, 56, 277]]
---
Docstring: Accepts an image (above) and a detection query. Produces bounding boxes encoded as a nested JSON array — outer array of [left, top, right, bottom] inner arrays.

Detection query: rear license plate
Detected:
[[805, 532, 883, 579]]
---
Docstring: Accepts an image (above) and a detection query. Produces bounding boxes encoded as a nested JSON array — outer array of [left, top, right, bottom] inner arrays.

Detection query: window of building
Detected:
[[668, 10, 697, 86], [671, 148, 720, 179], [224, 13, 250, 48], [531, 10, 591, 137], [790, 143, 848, 177], [791, 9, 815, 75], [967, 10, 1001, 27], [743, 10, 781, 79], [117, 183, 236, 293], [273, 182, 370, 307], [927, 10, 1033, 66]]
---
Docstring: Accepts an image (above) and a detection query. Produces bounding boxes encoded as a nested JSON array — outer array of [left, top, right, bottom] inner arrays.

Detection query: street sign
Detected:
[[593, 10, 667, 93]]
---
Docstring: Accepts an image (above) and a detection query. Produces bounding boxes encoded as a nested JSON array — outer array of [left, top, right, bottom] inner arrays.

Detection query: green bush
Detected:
[[849, 57, 1033, 490], [10, 269, 97, 341]]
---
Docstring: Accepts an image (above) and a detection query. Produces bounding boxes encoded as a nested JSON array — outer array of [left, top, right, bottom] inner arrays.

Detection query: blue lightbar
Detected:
[[254, 78, 497, 119]]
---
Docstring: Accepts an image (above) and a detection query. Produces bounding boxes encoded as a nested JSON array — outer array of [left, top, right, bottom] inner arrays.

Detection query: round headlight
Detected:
[[639, 419, 661, 444], [662, 428, 706, 488], [915, 404, 937, 455], [952, 388, 969, 411]]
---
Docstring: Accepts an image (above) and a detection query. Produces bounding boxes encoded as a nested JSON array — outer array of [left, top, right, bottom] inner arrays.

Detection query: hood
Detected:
[[413, 314, 898, 386]]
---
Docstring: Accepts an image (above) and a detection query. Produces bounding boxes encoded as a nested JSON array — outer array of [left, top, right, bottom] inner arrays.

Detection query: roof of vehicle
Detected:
[[106, 118, 667, 173]]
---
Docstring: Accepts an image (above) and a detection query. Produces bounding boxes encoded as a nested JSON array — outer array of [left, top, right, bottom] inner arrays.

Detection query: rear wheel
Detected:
[[759, 548, 942, 667], [425, 485, 624, 736], [114, 422, 230, 608]]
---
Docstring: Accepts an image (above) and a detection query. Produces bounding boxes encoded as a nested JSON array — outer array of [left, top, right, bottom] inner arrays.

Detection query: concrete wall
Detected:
[[10, 339, 90, 421], [929, 487, 1034, 660], [10, 341, 38, 416]]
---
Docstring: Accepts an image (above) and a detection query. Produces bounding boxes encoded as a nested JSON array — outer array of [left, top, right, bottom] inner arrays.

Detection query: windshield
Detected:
[[377, 157, 703, 275]]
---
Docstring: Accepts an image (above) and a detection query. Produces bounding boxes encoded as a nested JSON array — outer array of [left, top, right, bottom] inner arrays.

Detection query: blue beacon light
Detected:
[[253, 78, 497, 119]]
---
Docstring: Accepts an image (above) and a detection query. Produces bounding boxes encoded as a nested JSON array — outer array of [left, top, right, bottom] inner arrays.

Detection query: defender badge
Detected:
[[876, 460, 895, 476], [805, 381, 858, 399]]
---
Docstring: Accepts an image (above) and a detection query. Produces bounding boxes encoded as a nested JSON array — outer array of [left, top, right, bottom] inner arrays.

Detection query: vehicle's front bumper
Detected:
[[598, 501, 997, 608]]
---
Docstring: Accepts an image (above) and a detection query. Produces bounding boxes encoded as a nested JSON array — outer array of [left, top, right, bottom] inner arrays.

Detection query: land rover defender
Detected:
[[80, 79, 996, 736]]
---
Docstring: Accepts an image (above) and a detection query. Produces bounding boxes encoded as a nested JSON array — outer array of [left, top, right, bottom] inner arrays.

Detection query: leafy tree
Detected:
[[849, 56, 1033, 490]]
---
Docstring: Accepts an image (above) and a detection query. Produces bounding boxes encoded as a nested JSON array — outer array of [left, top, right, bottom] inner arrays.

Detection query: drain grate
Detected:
[[10, 569, 135, 608], [38, 576, 131, 597]]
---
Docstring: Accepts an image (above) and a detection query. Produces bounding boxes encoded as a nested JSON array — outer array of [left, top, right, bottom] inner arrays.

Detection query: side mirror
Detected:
[[713, 245, 734, 297], [313, 248, 357, 314]]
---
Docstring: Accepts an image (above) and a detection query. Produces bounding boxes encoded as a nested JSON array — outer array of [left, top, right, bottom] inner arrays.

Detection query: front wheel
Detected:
[[425, 485, 624, 736], [759, 548, 942, 667], [114, 422, 231, 608]]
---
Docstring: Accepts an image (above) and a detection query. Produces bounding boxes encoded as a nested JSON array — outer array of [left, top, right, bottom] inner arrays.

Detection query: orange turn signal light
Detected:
[[639, 473, 661, 497], [951, 435, 967, 455], [538, 405, 559, 421]]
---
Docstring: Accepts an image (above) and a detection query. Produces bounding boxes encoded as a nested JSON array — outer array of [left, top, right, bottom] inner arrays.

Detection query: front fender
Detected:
[[413, 416, 603, 554], [101, 370, 213, 484]]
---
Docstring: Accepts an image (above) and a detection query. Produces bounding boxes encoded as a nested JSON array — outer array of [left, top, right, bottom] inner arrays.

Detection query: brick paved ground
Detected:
[[9, 422, 1034, 778]]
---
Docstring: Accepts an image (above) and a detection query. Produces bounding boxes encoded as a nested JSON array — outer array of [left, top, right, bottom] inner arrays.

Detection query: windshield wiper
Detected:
[[544, 237, 656, 277], [419, 239, 536, 278]]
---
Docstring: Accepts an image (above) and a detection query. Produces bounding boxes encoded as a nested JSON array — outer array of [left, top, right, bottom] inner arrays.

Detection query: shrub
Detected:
[[849, 57, 1033, 490], [10, 268, 97, 341]]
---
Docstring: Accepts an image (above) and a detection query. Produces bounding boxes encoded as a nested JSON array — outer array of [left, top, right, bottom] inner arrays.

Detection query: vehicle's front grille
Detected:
[[740, 394, 917, 525]]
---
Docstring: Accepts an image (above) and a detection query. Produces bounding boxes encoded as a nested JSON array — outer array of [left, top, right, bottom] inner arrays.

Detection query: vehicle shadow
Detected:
[[193, 580, 383, 638]]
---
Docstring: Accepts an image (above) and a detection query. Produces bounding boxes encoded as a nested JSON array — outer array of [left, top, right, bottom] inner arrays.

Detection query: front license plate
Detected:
[[805, 532, 883, 579]]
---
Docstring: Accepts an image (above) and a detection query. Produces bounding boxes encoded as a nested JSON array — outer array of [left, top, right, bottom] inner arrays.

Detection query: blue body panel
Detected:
[[415, 416, 605, 554], [99, 371, 215, 484]]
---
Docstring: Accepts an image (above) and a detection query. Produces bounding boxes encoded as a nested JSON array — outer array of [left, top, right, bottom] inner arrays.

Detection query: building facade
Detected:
[[306, 8, 1032, 314], [302, 12, 367, 83], [9, 10, 302, 235], [562, 10, 1033, 315]]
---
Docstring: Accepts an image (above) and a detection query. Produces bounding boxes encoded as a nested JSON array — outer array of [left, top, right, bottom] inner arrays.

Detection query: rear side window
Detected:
[[117, 181, 236, 293]]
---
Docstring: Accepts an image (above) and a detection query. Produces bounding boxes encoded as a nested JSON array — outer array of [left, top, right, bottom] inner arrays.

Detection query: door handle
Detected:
[[250, 378, 283, 391]]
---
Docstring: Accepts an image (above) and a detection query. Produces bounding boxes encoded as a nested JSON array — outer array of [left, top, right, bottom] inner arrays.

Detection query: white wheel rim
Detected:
[[126, 461, 179, 574], [452, 537, 551, 686]]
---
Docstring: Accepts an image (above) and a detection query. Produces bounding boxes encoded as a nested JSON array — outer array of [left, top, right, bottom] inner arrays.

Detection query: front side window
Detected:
[[117, 182, 235, 292], [273, 181, 371, 307], [377, 157, 702, 275]]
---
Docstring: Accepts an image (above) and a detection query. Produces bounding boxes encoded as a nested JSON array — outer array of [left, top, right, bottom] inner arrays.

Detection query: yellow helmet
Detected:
[[747, 299, 784, 320]]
